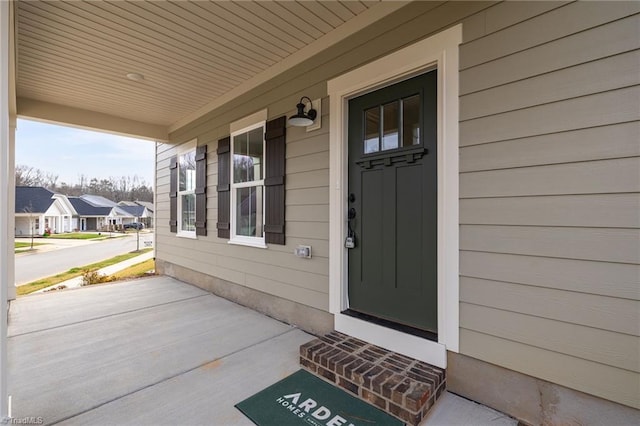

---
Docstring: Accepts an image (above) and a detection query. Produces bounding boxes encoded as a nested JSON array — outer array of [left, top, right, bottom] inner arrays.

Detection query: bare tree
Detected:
[[23, 202, 35, 249], [43, 172, 59, 189], [15, 165, 43, 186], [77, 173, 88, 192]]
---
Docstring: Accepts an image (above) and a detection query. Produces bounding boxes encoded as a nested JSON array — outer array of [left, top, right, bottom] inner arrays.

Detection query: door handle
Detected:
[[345, 208, 357, 249]]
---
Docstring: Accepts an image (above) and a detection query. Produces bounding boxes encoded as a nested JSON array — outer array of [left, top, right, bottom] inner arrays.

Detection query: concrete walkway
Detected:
[[8, 277, 516, 425], [33, 250, 155, 293]]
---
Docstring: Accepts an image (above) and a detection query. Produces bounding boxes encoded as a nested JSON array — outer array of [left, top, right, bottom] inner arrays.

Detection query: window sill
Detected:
[[228, 238, 267, 249], [176, 231, 197, 239]]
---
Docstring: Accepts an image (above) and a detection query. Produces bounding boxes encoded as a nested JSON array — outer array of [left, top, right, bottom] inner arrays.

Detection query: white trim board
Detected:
[[228, 119, 267, 248], [175, 139, 197, 239], [17, 98, 168, 142], [1, 0, 10, 415], [327, 25, 462, 369]]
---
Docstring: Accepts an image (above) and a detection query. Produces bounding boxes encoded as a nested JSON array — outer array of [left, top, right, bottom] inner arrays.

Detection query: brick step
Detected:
[[300, 331, 446, 425]]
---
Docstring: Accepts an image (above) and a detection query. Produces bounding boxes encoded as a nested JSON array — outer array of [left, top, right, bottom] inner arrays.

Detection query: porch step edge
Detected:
[[299, 331, 446, 426]]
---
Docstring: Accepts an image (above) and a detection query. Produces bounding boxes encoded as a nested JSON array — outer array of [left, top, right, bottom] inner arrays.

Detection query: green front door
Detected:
[[347, 70, 438, 335]]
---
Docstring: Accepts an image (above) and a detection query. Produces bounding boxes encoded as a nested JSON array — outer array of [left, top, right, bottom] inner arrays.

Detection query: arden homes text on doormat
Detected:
[[236, 369, 403, 425]]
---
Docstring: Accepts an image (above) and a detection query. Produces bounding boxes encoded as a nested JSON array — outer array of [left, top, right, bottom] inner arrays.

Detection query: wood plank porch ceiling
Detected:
[[15, 0, 378, 130]]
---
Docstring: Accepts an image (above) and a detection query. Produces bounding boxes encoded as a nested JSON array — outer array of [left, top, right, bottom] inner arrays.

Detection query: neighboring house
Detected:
[[132, 200, 154, 214], [2, 2, 638, 425], [79, 194, 117, 208], [67, 197, 112, 231], [16, 189, 136, 234], [135, 201, 154, 229], [14, 187, 75, 235], [80, 194, 135, 227], [117, 201, 153, 228]]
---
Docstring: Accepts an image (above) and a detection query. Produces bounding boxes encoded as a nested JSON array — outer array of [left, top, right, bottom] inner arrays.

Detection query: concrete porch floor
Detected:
[[8, 277, 516, 425]]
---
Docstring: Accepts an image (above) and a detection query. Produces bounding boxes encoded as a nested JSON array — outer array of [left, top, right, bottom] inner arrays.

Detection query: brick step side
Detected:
[[300, 331, 446, 425]]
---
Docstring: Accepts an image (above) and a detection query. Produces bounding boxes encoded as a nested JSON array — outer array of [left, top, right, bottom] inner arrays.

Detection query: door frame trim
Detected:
[[328, 25, 461, 368]]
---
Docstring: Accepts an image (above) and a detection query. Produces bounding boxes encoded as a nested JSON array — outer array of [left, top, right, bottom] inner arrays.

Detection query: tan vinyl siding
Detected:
[[460, 194, 640, 228], [460, 122, 640, 171], [459, 1, 640, 409], [460, 303, 638, 372], [460, 50, 640, 121], [461, 225, 639, 264], [460, 251, 639, 300], [459, 1, 640, 69], [460, 13, 640, 95], [461, 157, 640, 197]]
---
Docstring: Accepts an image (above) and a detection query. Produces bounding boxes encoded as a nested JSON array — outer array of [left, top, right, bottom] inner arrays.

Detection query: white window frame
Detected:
[[229, 120, 267, 249], [327, 25, 461, 369], [176, 139, 197, 239]]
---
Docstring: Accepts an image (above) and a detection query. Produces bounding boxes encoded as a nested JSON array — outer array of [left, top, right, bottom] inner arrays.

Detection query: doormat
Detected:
[[235, 369, 404, 426]]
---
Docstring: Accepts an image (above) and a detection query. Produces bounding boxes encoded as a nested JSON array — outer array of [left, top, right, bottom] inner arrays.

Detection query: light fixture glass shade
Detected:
[[288, 115, 314, 127], [126, 72, 145, 81], [288, 98, 317, 127]]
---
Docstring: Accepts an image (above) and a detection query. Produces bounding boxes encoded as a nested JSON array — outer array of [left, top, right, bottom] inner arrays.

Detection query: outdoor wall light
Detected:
[[288, 96, 317, 127], [126, 72, 145, 82]]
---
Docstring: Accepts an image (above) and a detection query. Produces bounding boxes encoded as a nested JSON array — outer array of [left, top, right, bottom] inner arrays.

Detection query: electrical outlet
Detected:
[[294, 245, 312, 258]]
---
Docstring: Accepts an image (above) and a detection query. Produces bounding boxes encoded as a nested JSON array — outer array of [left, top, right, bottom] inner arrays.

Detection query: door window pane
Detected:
[[382, 101, 399, 151], [402, 95, 420, 147], [235, 186, 264, 238], [180, 193, 196, 232], [363, 94, 422, 154], [233, 127, 264, 183], [364, 106, 380, 154]]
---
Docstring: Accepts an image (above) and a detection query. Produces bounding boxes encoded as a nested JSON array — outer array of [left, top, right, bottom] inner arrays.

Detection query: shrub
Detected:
[[81, 269, 114, 286]]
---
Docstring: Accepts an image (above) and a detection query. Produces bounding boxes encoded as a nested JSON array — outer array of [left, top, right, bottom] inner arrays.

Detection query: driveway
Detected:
[[8, 277, 515, 425], [14, 232, 153, 285]]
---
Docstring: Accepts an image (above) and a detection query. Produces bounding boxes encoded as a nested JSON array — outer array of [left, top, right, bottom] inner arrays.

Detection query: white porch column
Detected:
[[7, 118, 15, 300], [0, 0, 11, 418]]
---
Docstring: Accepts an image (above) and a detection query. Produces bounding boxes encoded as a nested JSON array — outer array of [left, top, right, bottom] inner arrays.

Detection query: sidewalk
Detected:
[[14, 237, 95, 254], [15, 233, 132, 255], [33, 250, 155, 294]]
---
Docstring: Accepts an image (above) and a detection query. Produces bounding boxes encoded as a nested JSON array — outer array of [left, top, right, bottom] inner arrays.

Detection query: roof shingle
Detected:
[[15, 187, 55, 213]]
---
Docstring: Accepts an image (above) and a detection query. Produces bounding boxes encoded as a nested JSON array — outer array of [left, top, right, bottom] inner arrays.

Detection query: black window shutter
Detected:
[[169, 155, 178, 233], [264, 116, 286, 245], [216, 136, 231, 239], [195, 145, 207, 236]]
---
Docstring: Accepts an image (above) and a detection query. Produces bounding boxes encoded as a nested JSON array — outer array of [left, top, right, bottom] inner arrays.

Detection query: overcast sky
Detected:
[[16, 119, 155, 186]]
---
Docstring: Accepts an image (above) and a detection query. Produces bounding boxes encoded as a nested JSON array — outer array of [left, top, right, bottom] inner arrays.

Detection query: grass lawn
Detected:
[[107, 259, 155, 280], [17, 248, 153, 296], [15, 242, 46, 248], [45, 233, 104, 240]]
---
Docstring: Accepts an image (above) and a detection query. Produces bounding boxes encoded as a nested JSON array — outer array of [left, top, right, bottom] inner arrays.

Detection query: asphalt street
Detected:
[[15, 232, 154, 285]]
